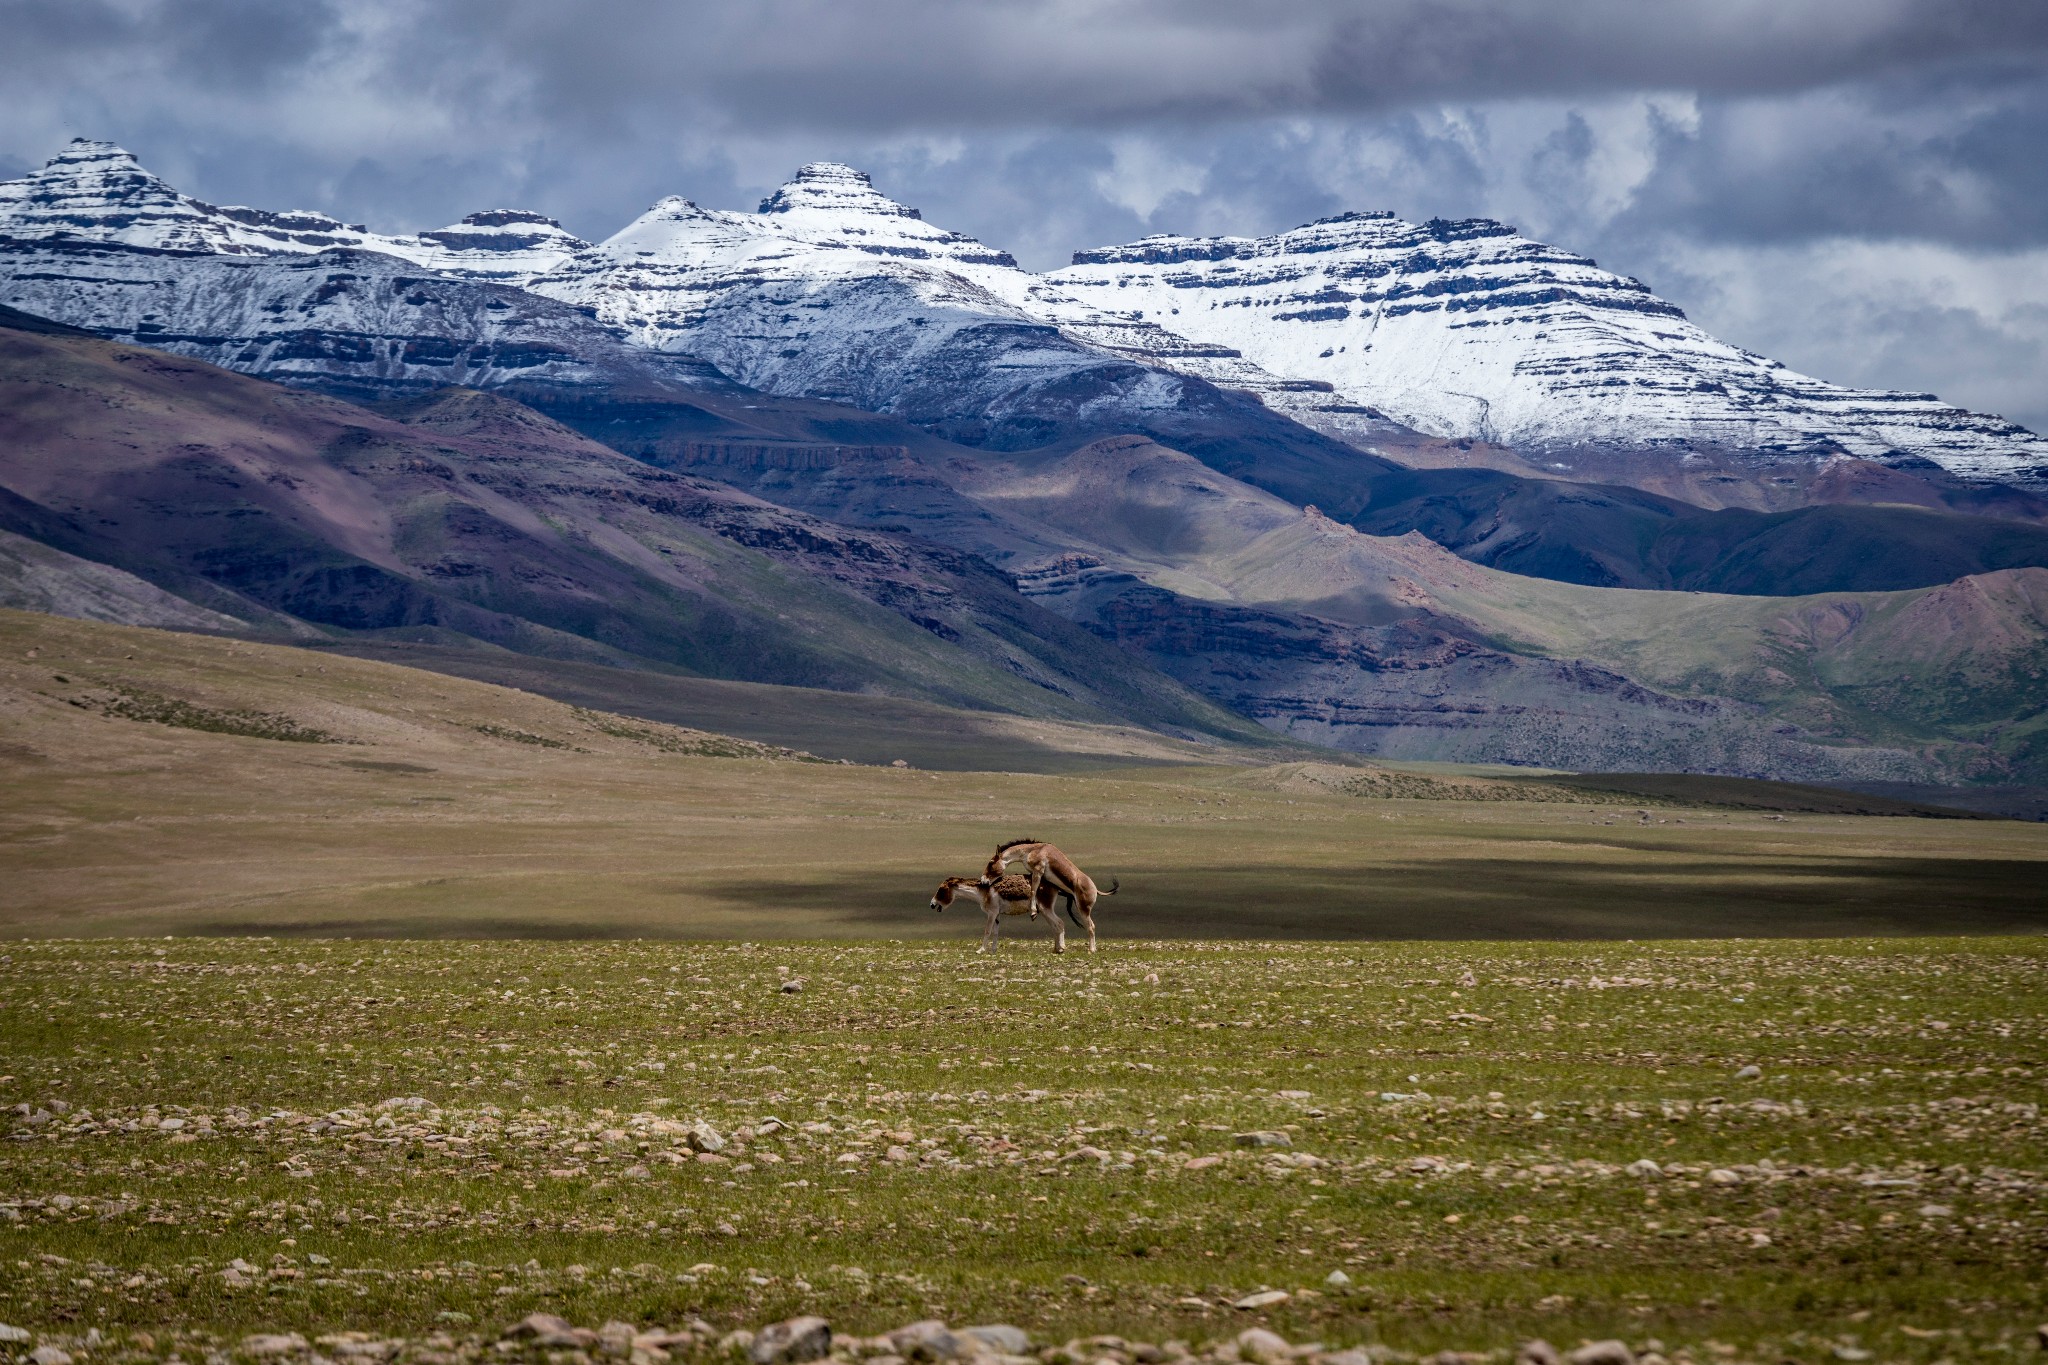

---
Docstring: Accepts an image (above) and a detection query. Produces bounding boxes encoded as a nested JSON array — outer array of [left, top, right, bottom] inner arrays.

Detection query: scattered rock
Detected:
[[1734, 1065, 1762, 1080], [1233, 1131, 1292, 1149], [890, 1322, 967, 1362], [1705, 1169, 1742, 1185], [781, 981, 803, 995], [0, 1327, 30, 1345], [30, 1349, 73, 1365], [961, 1327, 1031, 1356], [240, 1335, 309, 1359], [1236, 1329, 1291, 1363], [1918, 1204, 1954, 1218], [686, 1121, 727, 1153], [748, 1316, 832, 1365], [505, 1314, 586, 1349], [1517, 1342, 1561, 1365], [1183, 1155, 1224, 1170], [1324, 1269, 1352, 1288], [1231, 1290, 1291, 1310], [1566, 1343, 1634, 1365]]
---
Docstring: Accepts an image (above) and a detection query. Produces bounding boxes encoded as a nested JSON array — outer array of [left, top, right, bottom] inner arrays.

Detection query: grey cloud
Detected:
[[0, 0, 2043, 432]]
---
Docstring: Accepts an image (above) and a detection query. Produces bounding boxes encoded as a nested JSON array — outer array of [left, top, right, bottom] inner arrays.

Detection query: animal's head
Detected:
[[930, 876, 976, 913]]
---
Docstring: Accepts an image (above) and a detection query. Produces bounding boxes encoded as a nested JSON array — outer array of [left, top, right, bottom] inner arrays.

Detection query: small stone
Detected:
[[1233, 1131, 1291, 1149], [890, 1322, 966, 1362], [623, 1164, 651, 1179], [598, 1323, 638, 1358], [1323, 1269, 1352, 1288], [748, 1317, 832, 1365], [1236, 1330, 1290, 1363], [1230, 1290, 1290, 1310], [1918, 1204, 1953, 1218], [1625, 1159, 1662, 1178], [507, 1314, 583, 1348], [1517, 1343, 1561, 1365], [718, 1331, 756, 1358], [31, 1349, 73, 1365], [1705, 1169, 1742, 1185], [0, 1327, 30, 1344], [781, 981, 803, 995], [1183, 1156, 1224, 1170], [1566, 1343, 1634, 1365], [686, 1121, 727, 1153], [962, 1328, 1031, 1356], [240, 1336, 309, 1358], [1734, 1065, 1761, 1080], [2034, 1324, 2048, 1352]]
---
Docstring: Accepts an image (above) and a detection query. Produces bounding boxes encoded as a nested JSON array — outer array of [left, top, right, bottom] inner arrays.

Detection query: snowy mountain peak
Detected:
[[759, 161, 922, 221], [412, 209, 591, 280], [49, 137, 139, 167], [1054, 211, 2047, 486], [455, 209, 563, 228], [0, 138, 585, 284]]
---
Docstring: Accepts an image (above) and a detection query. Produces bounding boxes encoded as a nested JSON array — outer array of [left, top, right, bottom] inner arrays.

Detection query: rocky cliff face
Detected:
[[1052, 214, 2048, 490]]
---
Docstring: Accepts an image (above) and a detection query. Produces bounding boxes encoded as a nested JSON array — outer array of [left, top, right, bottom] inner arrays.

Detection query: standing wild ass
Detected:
[[930, 874, 1070, 952], [984, 838, 1118, 953]]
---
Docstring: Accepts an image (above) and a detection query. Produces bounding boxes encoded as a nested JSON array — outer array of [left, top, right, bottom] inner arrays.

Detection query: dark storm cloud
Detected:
[[7, 1, 2046, 137], [0, 0, 2043, 428]]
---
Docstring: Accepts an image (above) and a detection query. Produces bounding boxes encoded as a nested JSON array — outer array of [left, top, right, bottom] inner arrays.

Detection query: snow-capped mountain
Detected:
[[3, 139, 2043, 496], [0, 238, 730, 400], [0, 139, 586, 281], [521, 162, 1315, 442], [0, 142, 719, 400], [1051, 214, 2048, 488]]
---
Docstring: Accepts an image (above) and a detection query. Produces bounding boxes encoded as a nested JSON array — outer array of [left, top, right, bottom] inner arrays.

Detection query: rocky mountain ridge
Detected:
[[1052, 213, 2048, 493], [0, 140, 587, 279], [4, 140, 2041, 507]]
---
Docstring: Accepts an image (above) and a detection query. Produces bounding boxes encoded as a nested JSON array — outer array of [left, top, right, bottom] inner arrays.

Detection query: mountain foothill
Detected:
[[2, 139, 2044, 789]]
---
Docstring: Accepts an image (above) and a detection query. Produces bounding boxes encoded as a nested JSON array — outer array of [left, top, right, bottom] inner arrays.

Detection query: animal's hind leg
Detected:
[[1077, 897, 1098, 953], [978, 907, 998, 953]]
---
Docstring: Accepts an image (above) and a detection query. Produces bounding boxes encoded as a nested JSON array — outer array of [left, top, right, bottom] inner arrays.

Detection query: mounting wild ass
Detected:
[[984, 838, 1118, 954], [929, 874, 1070, 953]]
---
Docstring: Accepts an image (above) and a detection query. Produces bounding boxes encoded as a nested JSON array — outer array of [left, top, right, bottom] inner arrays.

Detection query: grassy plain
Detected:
[[2, 610, 2046, 1359], [3, 610, 2045, 940], [2, 937, 2044, 1360]]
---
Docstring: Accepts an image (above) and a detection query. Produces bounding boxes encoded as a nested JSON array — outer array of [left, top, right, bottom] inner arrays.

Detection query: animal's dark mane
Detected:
[[992, 837, 1041, 855]]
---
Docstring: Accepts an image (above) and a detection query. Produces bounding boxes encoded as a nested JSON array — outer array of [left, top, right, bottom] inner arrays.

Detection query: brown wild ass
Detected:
[[929, 874, 1070, 953], [984, 838, 1118, 954]]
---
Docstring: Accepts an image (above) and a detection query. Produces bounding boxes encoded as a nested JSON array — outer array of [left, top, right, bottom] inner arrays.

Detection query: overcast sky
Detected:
[[4, 0, 2045, 429]]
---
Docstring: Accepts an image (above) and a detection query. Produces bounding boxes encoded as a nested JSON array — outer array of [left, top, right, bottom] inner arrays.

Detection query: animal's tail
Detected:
[[1100, 877, 1119, 896]]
